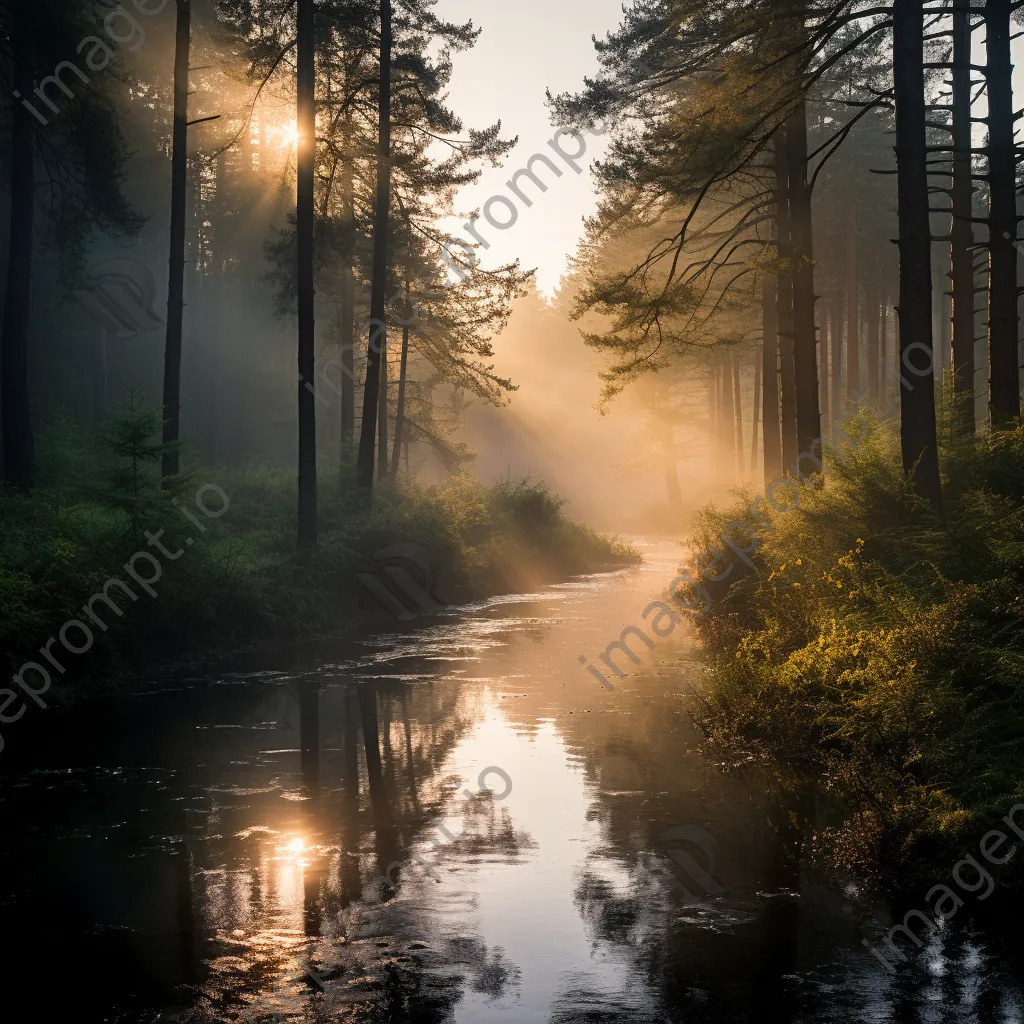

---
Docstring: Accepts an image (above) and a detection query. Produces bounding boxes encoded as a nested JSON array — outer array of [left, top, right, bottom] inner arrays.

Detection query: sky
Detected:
[[435, 0, 626, 297], [434, 3, 1024, 299]]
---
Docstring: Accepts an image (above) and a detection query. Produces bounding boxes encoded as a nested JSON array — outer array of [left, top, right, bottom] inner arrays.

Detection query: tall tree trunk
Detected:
[[830, 297, 842, 426], [763, 272, 782, 482], [161, 0, 191, 480], [377, 322, 388, 480], [662, 423, 683, 506], [719, 350, 736, 484], [786, 100, 821, 457], [732, 354, 744, 478], [340, 121, 356, 446], [390, 275, 410, 483], [879, 293, 889, 409], [751, 340, 762, 476], [775, 130, 798, 472], [950, 0, 976, 434], [985, 0, 1020, 427], [866, 267, 879, 405], [818, 295, 830, 432], [296, 0, 317, 547], [844, 200, 860, 403], [356, 0, 392, 492], [708, 359, 718, 480], [894, 0, 942, 506], [2, 60, 37, 488]]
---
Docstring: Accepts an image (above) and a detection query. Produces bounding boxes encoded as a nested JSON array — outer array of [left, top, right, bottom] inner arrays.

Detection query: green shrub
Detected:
[[1, 400, 638, 697], [689, 417, 1024, 880]]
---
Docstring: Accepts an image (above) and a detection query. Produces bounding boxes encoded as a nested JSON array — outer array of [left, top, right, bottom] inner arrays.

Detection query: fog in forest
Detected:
[[7, 2, 1024, 1022]]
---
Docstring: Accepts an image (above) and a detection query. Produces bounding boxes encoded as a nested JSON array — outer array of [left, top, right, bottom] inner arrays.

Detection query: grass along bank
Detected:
[[685, 412, 1024, 884], [0, 402, 638, 717]]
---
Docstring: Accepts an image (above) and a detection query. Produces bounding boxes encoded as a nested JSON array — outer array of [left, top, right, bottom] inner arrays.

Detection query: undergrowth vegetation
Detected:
[[687, 413, 1024, 883], [0, 400, 637, 698]]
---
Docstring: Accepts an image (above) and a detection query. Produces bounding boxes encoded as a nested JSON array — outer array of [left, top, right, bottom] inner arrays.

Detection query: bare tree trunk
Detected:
[[296, 0, 317, 546], [751, 340, 762, 476], [866, 267, 879, 405], [950, 0, 976, 434], [786, 100, 821, 457], [845, 200, 860, 404], [708, 358, 719, 481], [662, 423, 683, 506], [879, 293, 889, 409], [1, 59, 37, 488], [356, 0, 392, 492], [894, 0, 942, 507], [377, 323, 388, 480], [819, 295, 830, 432], [340, 119, 356, 446], [762, 272, 782, 482], [161, 0, 191, 481], [985, 0, 1020, 428], [390, 275, 410, 482], [732, 354, 744, 478], [720, 350, 736, 485], [830, 299, 842, 425], [775, 129, 798, 473]]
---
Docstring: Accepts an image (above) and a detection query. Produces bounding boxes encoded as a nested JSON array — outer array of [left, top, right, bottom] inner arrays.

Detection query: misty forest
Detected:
[[4, 0, 1024, 1020]]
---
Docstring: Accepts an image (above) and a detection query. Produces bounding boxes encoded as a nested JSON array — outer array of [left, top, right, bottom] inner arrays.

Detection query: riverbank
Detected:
[[685, 415, 1024, 886], [1, 444, 638, 714]]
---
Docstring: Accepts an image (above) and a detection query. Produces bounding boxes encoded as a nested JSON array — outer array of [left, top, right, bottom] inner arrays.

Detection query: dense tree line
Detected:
[[556, 0, 1022, 508], [0, 0, 529, 548]]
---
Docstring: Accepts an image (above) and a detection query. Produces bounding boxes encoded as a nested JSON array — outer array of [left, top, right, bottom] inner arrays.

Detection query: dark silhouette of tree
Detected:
[[161, 0, 192, 482], [984, 0, 1019, 427], [894, 0, 942, 506], [0, 0, 141, 487], [296, 0, 317, 547]]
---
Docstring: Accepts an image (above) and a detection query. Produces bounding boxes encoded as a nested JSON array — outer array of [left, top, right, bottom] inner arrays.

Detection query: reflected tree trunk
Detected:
[[357, 683, 388, 814], [299, 681, 320, 794], [175, 839, 198, 983]]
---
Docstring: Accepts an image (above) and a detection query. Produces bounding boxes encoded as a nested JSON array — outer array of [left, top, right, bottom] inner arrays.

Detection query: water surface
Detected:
[[2, 541, 1021, 1022]]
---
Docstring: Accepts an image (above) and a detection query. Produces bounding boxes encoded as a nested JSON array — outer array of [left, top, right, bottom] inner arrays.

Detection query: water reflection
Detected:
[[1, 543, 1023, 1022]]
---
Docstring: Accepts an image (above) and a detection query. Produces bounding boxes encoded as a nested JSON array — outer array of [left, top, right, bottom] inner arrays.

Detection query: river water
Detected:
[[1, 541, 1021, 1022]]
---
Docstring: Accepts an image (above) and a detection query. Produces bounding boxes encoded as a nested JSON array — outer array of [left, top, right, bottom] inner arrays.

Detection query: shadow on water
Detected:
[[1, 541, 1023, 1022]]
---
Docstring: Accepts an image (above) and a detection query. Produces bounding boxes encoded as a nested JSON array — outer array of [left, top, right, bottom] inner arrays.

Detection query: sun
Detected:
[[277, 119, 299, 151], [285, 836, 305, 855]]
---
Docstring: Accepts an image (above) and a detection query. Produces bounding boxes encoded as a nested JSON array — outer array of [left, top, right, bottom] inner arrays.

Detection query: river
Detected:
[[1, 540, 1021, 1022]]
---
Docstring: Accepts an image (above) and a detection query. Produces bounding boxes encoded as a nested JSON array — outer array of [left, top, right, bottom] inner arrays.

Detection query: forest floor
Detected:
[[0, 432, 638, 709], [685, 412, 1024, 885]]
